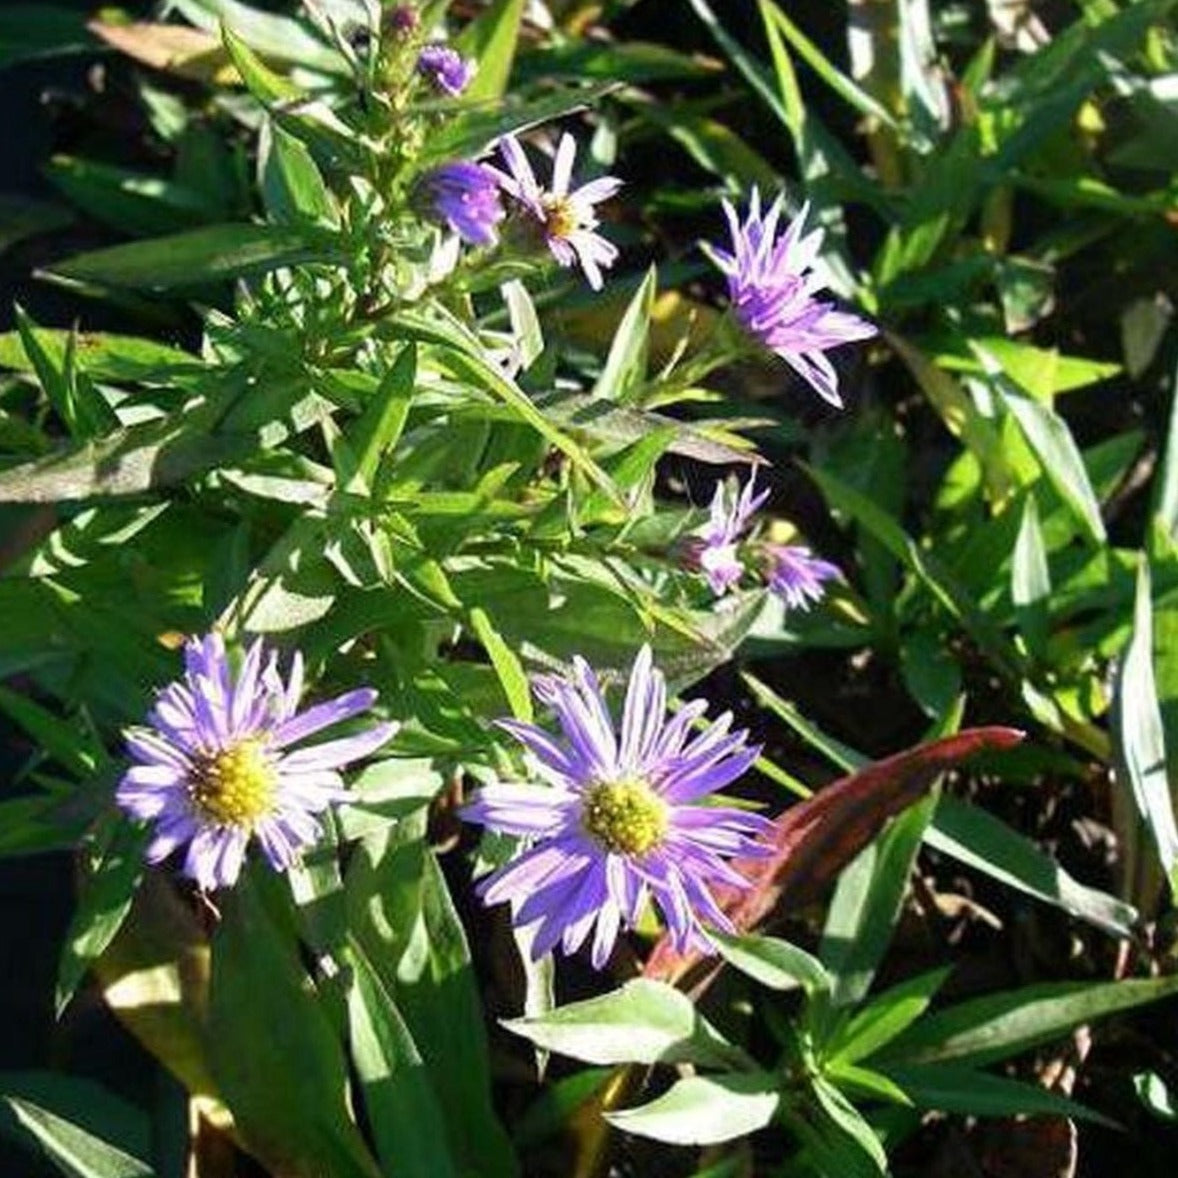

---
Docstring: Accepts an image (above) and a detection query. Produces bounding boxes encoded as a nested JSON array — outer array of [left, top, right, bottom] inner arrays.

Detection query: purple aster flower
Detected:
[[462, 646, 773, 969], [685, 473, 770, 596], [711, 189, 876, 408], [491, 133, 622, 291], [416, 44, 474, 96], [420, 160, 505, 246], [116, 632, 397, 891], [762, 544, 840, 610]]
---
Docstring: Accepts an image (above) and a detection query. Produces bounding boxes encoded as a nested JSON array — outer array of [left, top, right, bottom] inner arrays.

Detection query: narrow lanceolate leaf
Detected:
[[56, 817, 147, 1017], [880, 1064, 1117, 1126], [997, 380, 1107, 543], [344, 940, 459, 1178], [455, 0, 526, 102], [1113, 557, 1178, 891], [1012, 492, 1051, 658], [503, 979, 745, 1069], [208, 877, 380, 1178], [45, 224, 329, 289], [0, 1072, 153, 1178], [819, 793, 938, 1007], [592, 265, 656, 404], [605, 1073, 780, 1145], [878, 973, 1178, 1068], [711, 930, 831, 994], [645, 727, 1024, 987], [0, 405, 257, 503], [927, 796, 1138, 937]]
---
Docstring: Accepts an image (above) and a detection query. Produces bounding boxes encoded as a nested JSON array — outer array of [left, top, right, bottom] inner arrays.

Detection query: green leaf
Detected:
[[784, 1077, 887, 1178], [1113, 557, 1178, 890], [819, 793, 938, 1007], [882, 1064, 1117, 1126], [418, 85, 616, 167], [455, 0, 526, 102], [1152, 356, 1178, 542], [826, 968, 953, 1065], [344, 938, 459, 1178], [1135, 1071, 1177, 1121], [503, 979, 746, 1069], [1012, 492, 1051, 658], [927, 796, 1138, 937], [468, 607, 533, 721], [0, 402, 258, 503], [880, 973, 1178, 1068], [46, 224, 328, 289], [261, 121, 337, 227], [208, 876, 380, 1178], [606, 1073, 780, 1145], [44, 156, 216, 237], [711, 929, 831, 995], [996, 378, 1107, 544], [346, 825, 518, 1176], [56, 817, 147, 1017], [0, 1072, 152, 1178], [14, 308, 119, 439], [389, 307, 616, 497], [339, 345, 416, 492], [169, 0, 344, 73], [222, 22, 301, 103], [758, 0, 897, 128], [591, 265, 655, 404]]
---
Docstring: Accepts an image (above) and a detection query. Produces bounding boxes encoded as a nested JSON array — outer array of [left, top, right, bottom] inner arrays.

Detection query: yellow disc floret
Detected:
[[542, 197, 580, 240], [581, 778, 668, 856], [189, 738, 277, 827]]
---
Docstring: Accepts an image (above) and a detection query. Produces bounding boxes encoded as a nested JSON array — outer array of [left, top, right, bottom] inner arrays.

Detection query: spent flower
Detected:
[[416, 44, 474, 95], [463, 646, 772, 968], [711, 189, 876, 407], [493, 133, 622, 290], [421, 161, 505, 246], [117, 633, 396, 891]]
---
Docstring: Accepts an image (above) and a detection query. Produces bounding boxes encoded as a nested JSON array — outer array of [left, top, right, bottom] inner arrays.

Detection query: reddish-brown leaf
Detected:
[[645, 726, 1024, 985]]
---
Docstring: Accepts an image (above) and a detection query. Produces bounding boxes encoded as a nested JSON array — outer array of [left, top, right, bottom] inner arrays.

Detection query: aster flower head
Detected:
[[416, 44, 474, 96], [117, 633, 396, 891], [462, 647, 773, 969], [711, 189, 876, 408], [492, 133, 622, 291], [762, 544, 840, 611], [420, 161, 505, 246], [686, 472, 770, 596]]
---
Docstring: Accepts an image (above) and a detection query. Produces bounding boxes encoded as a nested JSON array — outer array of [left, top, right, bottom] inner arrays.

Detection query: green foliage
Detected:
[[1, 0, 1175, 1175]]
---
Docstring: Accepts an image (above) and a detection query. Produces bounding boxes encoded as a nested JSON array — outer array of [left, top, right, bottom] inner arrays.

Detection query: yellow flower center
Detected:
[[542, 197, 580, 240], [581, 778, 668, 856], [189, 739, 277, 827]]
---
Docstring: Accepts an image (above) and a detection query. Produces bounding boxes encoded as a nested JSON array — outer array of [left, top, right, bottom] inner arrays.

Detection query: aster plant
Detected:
[[711, 190, 877, 407], [117, 633, 396, 890], [463, 647, 773, 968]]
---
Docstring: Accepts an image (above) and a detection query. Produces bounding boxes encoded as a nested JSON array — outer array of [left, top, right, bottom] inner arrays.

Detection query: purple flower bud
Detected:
[[416, 44, 474, 96], [421, 161, 505, 246], [385, 5, 419, 34]]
